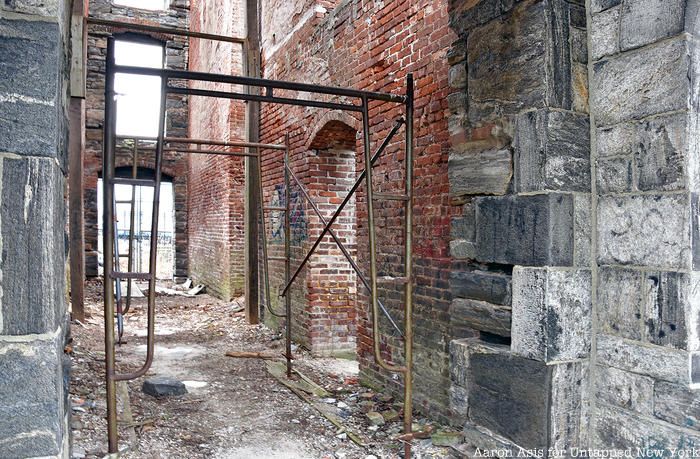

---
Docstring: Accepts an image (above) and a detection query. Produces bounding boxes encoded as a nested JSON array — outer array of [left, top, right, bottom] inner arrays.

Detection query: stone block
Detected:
[[590, 7, 620, 61], [592, 37, 690, 126], [448, 63, 467, 89], [0, 19, 63, 159], [595, 365, 653, 415], [449, 338, 471, 387], [0, 0, 63, 17], [142, 377, 188, 397], [654, 381, 700, 431], [634, 114, 687, 192], [594, 405, 700, 450], [450, 239, 476, 260], [570, 26, 588, 64], [468, 345, 550, 448], [447, 39, 466, 65], [1, 157, 65, 335], [591, 0, 621, 13], [449, 384, 469, 417], [448, 148, 512, 197], [643, 272, 693, 349], [449, 269, 511, 305], [573, 194, 591, 267], [450, 205, 475, 241], [451, 298, 511, 337], [597, 157, 633, 193], [596, 267, 644, 340], [597, 122, 637, 157], [549, 361, 588, 449], [619, 0, 685, 51], [474, 193, 575, 266], [0, 332, 65, 458], [466, 0, 548, 119], [514, 109, 590, 192], [598, 194, 691, 269], [596, 334, 691, 384], [511, 268, 592, 362]]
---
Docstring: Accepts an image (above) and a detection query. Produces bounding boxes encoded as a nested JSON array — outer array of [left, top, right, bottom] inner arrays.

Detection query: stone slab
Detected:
[[598, 194, 691, 269], [468, 346, 551, 448], [596, 267, 644, 341], [594, 405, 700, 450], [511, 267, 592, 362], [1, 157, 65, 335], [596, 334, 691, 384], [475, 193, 575, 267], [449, 148, 512, 197], [592, 37, 689, 126], [619, 0, 685, 51], [514, 109, 590, 193], [654, 381, 700, 431], [451, 298, 511, 337], [449, 269, 511, 305], [595, 365, 653, 416], [0, 333, 65, 457], [590, 7, 620, 61], [142, 376, 188, 397]]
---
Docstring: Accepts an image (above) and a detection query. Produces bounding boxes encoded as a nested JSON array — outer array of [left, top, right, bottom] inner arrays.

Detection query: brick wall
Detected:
[[84, 0, 190, 279], [186, 0, 246, 300], [259, 0, 456, 420]]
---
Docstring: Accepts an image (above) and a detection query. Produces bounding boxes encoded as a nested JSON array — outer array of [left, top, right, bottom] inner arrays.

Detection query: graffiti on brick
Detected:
[[270, 184, 307, 244]]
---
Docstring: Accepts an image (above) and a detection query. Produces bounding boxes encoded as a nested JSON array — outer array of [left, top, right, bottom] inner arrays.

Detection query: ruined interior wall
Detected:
[[0, 1, 71, 457], [84, 0, 190, 279], [589, 0, 700, 448], [447, 0, 592, 448], [187, 0, 246, 300], [260, 0, 456, 419]]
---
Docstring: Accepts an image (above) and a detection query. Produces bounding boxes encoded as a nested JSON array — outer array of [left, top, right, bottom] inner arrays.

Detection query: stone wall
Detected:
[[447, 0, 592, 449], [186, 0, 246, 300], [259, 0, 456, 419], [0, 1, 71, 457], [84, 0, 190, 279], [589, 0, 700, 449]]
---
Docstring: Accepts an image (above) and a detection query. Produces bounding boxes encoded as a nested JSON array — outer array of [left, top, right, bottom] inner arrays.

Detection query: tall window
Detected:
[[114, 38, 164, 138], [113, 0, 169, 11]]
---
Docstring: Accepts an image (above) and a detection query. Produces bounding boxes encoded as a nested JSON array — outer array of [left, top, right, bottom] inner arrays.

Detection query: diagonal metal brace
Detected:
[[280, 118, 404, 298], [286, 166, 404, 337]]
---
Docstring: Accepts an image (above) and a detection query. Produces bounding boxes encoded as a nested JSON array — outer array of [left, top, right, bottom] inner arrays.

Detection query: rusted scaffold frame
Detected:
[[100, 27, 415, 456]]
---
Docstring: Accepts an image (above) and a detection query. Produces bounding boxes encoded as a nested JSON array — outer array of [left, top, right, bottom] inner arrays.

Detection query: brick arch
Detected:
[[305, 111, 360, 150]]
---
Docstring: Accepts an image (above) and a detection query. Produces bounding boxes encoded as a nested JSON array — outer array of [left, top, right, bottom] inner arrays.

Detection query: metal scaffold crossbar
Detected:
[[100, 26, 415, 457]]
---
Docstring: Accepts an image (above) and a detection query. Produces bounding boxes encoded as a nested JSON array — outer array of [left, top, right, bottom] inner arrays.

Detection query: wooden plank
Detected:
[[68, 97, 85, 321], [244, 0, 262, 325]]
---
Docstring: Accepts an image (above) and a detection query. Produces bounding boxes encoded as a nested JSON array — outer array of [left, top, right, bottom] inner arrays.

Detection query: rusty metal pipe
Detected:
[[87, 17, 246, 44], [361, 97, 405, 375], [112, 45, 167, 382], [402, 73, 415, 459], [284, 137, 293, 378], [124, 143, 138, 315], [102, 37, 119, 454]]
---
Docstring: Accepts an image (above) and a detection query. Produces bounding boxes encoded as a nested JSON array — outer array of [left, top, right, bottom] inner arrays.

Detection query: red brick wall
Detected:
[[187, 0, 246, 300], [259, 0, 456, 420]]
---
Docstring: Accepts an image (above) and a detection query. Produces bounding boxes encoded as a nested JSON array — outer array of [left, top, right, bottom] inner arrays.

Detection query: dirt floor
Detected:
[[68, 279, 461, 459]]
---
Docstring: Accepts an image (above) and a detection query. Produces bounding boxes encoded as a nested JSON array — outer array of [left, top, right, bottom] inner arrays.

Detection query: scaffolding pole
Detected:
[[102, 36, 415, 457]]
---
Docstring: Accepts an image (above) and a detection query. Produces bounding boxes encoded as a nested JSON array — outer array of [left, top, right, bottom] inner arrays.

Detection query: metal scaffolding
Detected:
[[100, 28, 415, 457]]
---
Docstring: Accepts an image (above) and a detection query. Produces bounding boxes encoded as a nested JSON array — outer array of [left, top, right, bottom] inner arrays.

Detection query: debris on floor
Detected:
[[70, 279, 464, 458], [142, 377, 188, 397]]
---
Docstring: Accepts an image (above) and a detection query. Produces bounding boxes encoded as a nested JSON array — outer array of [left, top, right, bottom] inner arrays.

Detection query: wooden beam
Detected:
[[244, 0, 261, 324], [68, 0, 88, 321], [68, 98, 86, 321]]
